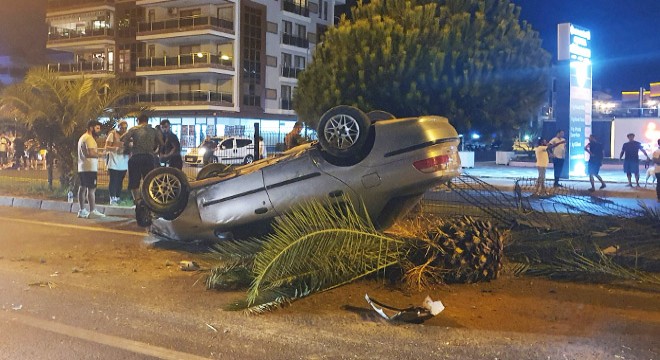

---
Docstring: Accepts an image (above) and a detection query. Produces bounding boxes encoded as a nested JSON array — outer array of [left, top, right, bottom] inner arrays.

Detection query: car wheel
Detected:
[[366, 110, 395, 122], [196, 163, 232, 180], [140, 167, 189, 220], [243, 154, 254, 164], [318, 105, 371, 159]]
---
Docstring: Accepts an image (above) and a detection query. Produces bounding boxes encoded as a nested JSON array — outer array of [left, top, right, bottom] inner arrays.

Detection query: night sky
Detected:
[[1, 0, 659, 97]]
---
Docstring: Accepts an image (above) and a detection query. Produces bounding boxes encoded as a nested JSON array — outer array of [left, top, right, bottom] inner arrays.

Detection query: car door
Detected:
[[195, 168, 274, 230], [262, 149, 356, 216], [214, 138, 239, 164]]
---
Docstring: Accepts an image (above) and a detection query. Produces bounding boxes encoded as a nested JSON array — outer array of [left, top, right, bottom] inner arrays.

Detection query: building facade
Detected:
[[45, 0, 342, 149]]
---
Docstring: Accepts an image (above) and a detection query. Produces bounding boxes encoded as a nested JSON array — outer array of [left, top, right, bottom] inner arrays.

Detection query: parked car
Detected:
[[137, 106, 462, 242], [183, 137, 255, 166]]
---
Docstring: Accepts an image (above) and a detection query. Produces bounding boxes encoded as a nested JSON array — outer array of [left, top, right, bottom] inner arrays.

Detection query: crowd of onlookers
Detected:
[[0, 131, 46, 171]]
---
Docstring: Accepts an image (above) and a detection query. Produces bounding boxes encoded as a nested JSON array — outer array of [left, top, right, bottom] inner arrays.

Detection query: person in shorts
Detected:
[[120, 114, 164, 202], [619, 133, 651, 187], [77, 120, 105, 219], [585, 134, 606, 192]]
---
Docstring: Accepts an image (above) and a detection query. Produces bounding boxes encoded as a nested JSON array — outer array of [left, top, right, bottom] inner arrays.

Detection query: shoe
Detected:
[[600, 184, 606, 189], [87, 209, 106, 218], [77, 209, 90, 218], [588, 188, 595, 192]]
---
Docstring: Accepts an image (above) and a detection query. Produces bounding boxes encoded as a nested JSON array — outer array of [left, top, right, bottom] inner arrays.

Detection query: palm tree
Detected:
[[0, 67, 139, 190]]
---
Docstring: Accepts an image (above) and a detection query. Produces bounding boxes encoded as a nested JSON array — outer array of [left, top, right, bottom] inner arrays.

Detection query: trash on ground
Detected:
[[364, 294, 445, 324], [28, 281, 57, 289], [11, 304, 22, 311], [206, 323, 218, 332], [50, 272, 59, 277], [601, 245, 620, 255], [179, 261, 200, 271]]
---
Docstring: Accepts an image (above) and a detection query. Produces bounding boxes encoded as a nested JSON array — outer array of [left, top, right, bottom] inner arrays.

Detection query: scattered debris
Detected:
[[601, 245, 620, 255], [71, 267, 82, 273], [28, 281, 57, 289], [11, 304, 22, 311], [365, 294, 444, 324], [50, 272, 59, 277], [179, 261, 200, 271], [206, 323, 218, 332]]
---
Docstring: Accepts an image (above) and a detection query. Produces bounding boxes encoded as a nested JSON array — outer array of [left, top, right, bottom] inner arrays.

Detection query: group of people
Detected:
[[76, 115, 183, 218], [534, 130, 660, 202], [0, 132, 43, 171]]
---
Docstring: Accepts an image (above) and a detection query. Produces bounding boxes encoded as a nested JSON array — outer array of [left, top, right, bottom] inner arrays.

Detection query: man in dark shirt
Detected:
[[619, 133, 651, 187], [158, 119, 183, 169], [12, 135, 26, 170], [121, 114, 164, 201], [585, 134, 606, 191]]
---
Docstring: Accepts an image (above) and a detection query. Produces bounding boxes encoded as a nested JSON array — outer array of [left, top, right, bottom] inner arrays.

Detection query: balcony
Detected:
[[47, 61, 113, 74], [47, 0, 113, 11], [48, 27, 114, 42], [137, 53, 233, 72], [137, 16, 234, 36], [283, 1, 309, 17], [281, 66, 302, 79], [135, 91, 233, 106], [282, 33, 309, 48]]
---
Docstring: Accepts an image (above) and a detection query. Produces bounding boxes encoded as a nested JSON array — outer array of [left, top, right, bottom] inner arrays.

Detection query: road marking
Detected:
[[0, 311, 211, 360], [0, 216, 145, 237]]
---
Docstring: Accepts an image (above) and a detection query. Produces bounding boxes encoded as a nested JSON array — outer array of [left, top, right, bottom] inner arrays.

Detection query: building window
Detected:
[[242, 6, 263, 107], [180, 79, 201, 92], [281, 85, 293, 110], [296, 24, 306, 38], [282, 20, 292, 35], [294, 55, 305, 69]]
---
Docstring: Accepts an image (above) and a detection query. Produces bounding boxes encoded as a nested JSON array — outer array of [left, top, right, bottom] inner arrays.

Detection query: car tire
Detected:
[[243, 154, 254, 164], [140, 167, 189, 220], [196, 163, 232, 180], [318, 105, 371, 159]]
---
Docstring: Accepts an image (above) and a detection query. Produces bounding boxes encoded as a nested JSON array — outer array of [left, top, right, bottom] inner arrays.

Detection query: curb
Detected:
[[0, 195, 135, 217]]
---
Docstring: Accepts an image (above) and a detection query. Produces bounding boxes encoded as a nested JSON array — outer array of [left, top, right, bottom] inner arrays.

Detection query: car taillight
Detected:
[[413, 155, 450, 173]]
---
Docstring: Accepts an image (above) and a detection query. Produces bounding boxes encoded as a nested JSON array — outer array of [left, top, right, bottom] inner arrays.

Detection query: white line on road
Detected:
[[0, 216, 146, 237], [0, 310, 211, 360]]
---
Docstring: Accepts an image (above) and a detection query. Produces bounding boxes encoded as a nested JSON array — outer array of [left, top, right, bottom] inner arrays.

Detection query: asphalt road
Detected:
[[0, 207, 658, 359]]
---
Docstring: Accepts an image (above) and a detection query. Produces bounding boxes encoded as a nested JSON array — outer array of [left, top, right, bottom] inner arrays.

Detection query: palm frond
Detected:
[[208, 238, 266, 262], [227, 283, 317, 314], [247, 196, 404, 307]]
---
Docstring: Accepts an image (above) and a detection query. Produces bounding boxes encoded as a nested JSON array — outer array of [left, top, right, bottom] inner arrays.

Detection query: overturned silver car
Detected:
[[138, 106, 462, 241]]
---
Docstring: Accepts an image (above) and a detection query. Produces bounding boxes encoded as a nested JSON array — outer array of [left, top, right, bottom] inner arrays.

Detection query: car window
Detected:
[[236, 139, 252, 148], [219, 139, 234, 150]]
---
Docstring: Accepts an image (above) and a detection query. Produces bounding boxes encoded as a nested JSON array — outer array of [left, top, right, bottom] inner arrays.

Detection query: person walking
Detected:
[[0, 132, 11, 168], [533, 138, 550, 196], [619, 133, 651, 187], [653, 138, 660, 203], [77, 120, 105, 219], [585, 134, 606, 192], [258, 136, 267, 159], [120, 114, 164, 203], [105, 120, 129, 205], [12, 134, 27, 170], [201, 135, 216, 165], [548, 130, 567, 187], [158, 119, 183, 169]]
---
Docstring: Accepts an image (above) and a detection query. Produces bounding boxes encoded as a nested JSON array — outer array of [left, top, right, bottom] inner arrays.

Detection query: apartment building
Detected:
[[45, 0, 343, 149]]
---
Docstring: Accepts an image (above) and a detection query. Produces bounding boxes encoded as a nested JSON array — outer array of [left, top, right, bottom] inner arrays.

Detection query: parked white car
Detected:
[[184, 137, 255, 166]]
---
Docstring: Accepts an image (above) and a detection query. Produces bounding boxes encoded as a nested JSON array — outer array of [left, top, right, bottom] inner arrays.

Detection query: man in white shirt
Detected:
[[548, 130, 567, 188], [77, 120, 106, 219], [534, 138, 550, 196]]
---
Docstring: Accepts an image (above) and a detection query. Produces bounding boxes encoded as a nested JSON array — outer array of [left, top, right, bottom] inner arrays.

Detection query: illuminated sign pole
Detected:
[[555, 23, 593, 178]]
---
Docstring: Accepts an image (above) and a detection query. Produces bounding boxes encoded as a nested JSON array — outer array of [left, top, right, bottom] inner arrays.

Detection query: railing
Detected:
[[135, 91, 233, 105], [282, 33, 309, 48], [47, 62, 113, 73], [283, 1, 310, 17], [281, 66, 303, 78], [137, 53, 233, 70], [48, 27, 114, 41], [281, 99, 294, 110], [138, 16, 234, 34]]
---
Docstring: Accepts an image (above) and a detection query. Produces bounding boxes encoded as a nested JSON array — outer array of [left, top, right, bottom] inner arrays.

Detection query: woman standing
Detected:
[[105, 120, 129, 205]]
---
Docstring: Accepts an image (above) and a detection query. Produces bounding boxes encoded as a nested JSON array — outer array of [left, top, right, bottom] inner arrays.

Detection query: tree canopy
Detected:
[[294, 0, 551, 137], [0, 67, 139, 189]]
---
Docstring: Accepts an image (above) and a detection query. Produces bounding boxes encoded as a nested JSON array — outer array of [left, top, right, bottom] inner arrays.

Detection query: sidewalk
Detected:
[[464, 161, 658, 200]]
